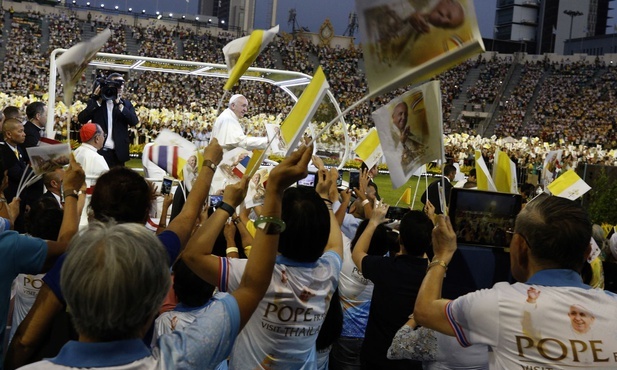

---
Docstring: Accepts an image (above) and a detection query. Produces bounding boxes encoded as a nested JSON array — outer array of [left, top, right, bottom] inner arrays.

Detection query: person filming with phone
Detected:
[[78, 72, 138, 168]]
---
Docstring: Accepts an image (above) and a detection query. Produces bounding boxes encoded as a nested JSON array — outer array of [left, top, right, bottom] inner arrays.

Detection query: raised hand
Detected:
[[63, 153, 86, 194], [222, 175, 250, 208], [203, 138, 223, 166], [370, 202, 388, 226], [431, 215, 457, 259], [268, 144, 314, 194]]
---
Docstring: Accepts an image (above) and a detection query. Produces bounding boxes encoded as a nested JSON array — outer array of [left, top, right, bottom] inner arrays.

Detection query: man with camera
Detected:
[[78, 73, 138, 167]]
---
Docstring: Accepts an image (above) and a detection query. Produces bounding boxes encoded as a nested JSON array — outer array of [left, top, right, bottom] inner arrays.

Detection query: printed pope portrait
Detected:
[[357, 0, 479, 92], [389, 91, 430, 177]]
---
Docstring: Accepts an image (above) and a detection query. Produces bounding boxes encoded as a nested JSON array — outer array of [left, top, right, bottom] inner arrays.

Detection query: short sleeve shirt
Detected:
[[447, 269, 617, 369], [218, 251, 342, 369]]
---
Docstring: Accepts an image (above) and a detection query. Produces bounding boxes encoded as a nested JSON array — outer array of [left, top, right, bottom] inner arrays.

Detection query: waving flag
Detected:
[[281, 66, 330, 155], [150, 129, 200, 180], [232, 154, 251, 178], [493, 150, 518, 194], [401, 187, 412, 204], [547, 169, 591, 200], [223, 25, 279, 91], [56, 29, 112, 106], [474, 150, 496, 191], [354, 127, 383, 171]]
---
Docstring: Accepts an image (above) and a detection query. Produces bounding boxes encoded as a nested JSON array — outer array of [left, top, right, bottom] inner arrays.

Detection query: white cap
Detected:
[[229, 94, 245, 106]]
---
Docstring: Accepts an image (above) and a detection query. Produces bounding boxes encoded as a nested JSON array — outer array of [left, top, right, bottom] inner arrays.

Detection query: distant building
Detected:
[[198, 0, 255, 33], [494, 0, 613, 55]]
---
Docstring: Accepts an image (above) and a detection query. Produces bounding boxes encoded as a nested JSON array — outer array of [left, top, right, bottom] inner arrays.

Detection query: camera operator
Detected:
[[78, 72, 138, 167]]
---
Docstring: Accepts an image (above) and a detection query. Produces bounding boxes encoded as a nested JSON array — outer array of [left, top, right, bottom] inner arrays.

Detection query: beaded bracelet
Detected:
[[253, 215, 286, 234]]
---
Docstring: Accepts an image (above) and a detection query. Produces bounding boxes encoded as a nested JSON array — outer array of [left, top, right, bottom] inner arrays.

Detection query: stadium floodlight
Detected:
[[196, 16, 200, 20], [114, 5, 118, 10], [169, 13, 173, 17], [100, 4, 104, 8], [86, 2, 90, 6], [128, 7, 132, 12], [142, 9, 146, 13], [156, 11, 160, 15]]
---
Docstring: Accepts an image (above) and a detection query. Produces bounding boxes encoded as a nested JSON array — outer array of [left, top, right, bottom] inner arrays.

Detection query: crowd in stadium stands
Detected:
[[466, 57, 511, 107], [0, 8, 615, 158]]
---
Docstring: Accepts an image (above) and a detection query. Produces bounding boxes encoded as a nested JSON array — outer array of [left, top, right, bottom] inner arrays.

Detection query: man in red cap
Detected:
[[74, 123, 109, 189]]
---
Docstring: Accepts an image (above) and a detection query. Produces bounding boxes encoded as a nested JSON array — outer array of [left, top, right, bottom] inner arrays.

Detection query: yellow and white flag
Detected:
[[354, 128, 383, 171], [547, 169, 591, 200], [56, 28, 112, 106], [474, 150, 496, 191], [493, 150, 518, 194], [281, 66, 330, 155], [223, 25, 279, 91]]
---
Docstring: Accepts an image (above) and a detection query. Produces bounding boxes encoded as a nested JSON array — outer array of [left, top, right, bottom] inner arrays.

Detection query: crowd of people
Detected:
[[0, 4, 616, 370], [0, 8, 613, 156]]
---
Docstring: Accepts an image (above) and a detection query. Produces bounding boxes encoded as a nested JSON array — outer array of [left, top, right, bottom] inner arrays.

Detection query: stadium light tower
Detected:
[[564, 9, 583, 54]]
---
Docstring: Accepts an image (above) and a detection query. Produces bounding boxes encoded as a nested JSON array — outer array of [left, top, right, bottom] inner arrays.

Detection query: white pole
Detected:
[[270, 0, 278, 28], [46, 50, 59, 139]]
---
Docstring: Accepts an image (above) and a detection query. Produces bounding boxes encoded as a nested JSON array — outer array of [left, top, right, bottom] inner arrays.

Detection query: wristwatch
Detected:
[[204, 159, 217, 172], [64, 189, 83, 199]]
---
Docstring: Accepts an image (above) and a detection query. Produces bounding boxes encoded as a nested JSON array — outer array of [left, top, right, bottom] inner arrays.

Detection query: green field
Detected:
[[127, 158, 439, 210]]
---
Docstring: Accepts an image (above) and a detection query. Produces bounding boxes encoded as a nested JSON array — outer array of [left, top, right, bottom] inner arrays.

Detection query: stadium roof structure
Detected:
[[46, 49, 352, 165]]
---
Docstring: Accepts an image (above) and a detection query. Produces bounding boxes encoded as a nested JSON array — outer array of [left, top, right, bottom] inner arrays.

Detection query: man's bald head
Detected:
[[3, 118, 25, 145]]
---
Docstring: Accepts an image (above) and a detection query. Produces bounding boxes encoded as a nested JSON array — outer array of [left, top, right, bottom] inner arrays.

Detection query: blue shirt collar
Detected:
[[276, 255, 318, 268], [174, 301, 212, 312], [50, 339, 151, 367], [526, 269, 590, 289]]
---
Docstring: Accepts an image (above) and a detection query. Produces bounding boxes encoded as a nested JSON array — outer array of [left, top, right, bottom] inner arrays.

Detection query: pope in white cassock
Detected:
[[210, 94, 268, 152]]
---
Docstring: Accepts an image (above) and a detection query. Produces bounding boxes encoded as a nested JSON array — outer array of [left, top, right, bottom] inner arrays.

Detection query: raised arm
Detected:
[[334, 189, 351, 227], [167, 139, 223, 247], [352, 202, 388, 272], [44, 154, 85, 270], [224, 220, 240, 258], [356, 169, 373, 219], [232, 145, 313, 327], [414, 215, 457, 336], [182, 176, 250, 286], [315, 168, 343, 259], [156, 193, 174, 235], [4, 284, 64, 370]]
